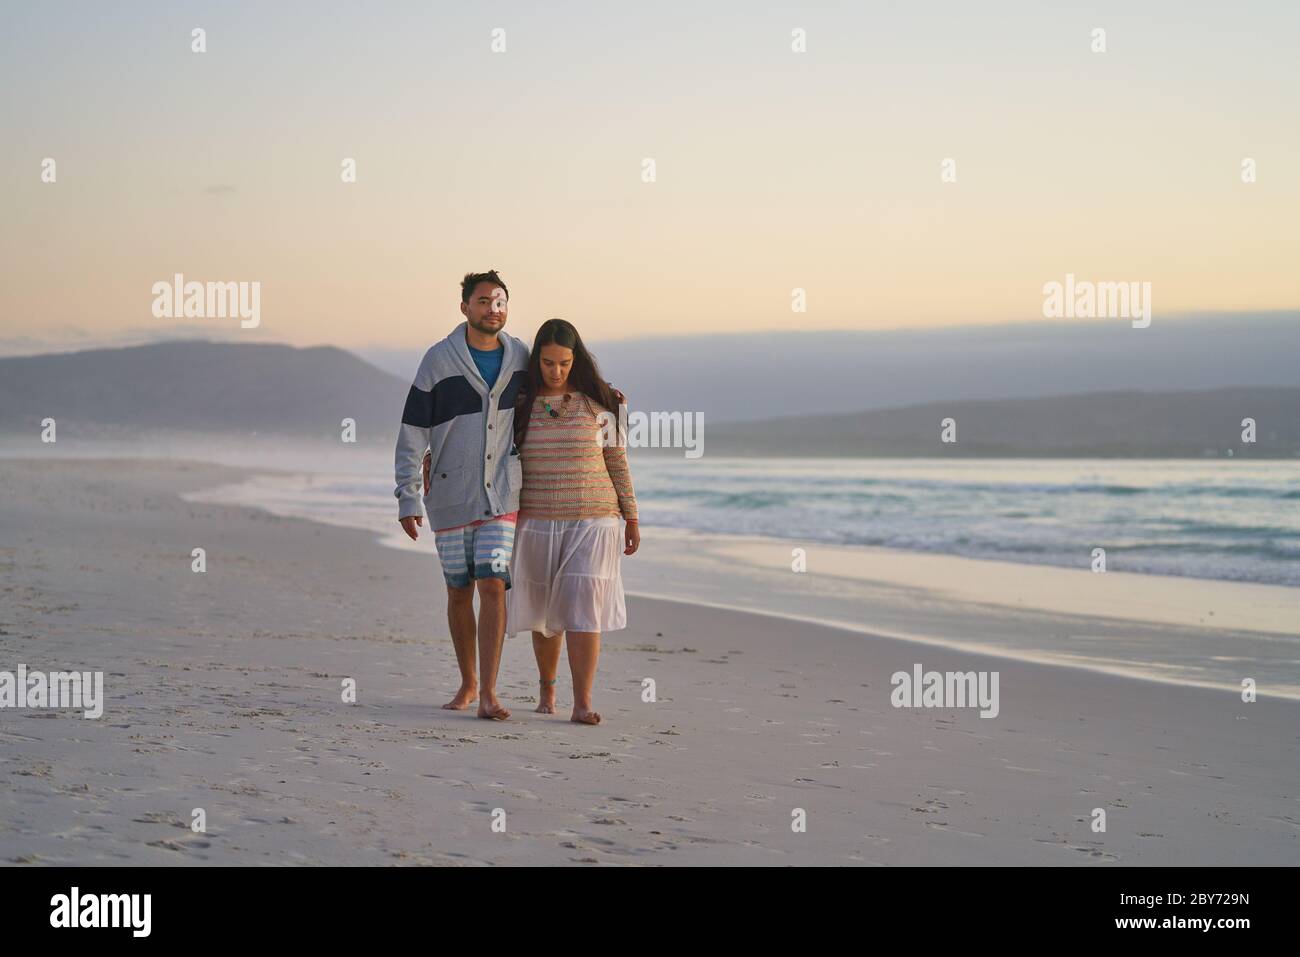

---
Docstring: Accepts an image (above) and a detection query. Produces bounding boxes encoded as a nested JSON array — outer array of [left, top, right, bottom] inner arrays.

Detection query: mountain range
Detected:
[[2, 332, 1296, 456]]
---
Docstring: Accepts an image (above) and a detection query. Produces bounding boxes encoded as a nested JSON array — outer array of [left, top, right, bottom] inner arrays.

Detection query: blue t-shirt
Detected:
[[467, 341, 504, 389]]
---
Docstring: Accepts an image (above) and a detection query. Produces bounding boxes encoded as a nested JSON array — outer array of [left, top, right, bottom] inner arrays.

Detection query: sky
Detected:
[[2, 0, 1298, 356]]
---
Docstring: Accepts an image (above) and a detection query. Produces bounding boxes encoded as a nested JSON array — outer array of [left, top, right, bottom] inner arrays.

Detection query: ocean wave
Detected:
[[250, 459, 1300, 587]]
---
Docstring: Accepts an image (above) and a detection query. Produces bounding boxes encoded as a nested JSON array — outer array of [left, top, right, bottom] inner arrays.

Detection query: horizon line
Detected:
[[4, 308, 1300, 362]]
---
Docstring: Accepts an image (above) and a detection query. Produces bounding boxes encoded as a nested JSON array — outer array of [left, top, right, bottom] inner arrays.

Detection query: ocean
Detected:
[[184, 453, 1300, 588]]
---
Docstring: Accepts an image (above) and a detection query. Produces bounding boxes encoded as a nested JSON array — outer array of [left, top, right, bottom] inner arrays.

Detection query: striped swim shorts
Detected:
[[433, 511, 518, 590]]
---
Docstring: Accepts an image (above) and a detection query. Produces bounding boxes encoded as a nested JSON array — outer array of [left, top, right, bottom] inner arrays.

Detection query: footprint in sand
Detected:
[[925, 785, 967, 796], [147, 838, 212, 855], [1034, 838, 1120, 862], [925, 821, 986, 837]]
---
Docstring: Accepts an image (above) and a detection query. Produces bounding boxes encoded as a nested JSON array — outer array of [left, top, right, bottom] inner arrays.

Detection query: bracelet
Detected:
[[625, 518, 638, 524]]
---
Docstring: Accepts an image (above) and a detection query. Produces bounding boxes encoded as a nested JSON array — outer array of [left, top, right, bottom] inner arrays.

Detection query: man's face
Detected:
[[461, 282, 508, 335]]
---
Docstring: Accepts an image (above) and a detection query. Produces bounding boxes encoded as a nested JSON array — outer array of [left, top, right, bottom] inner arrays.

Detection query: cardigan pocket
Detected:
[[506, 454, 523, 497], [428, 464, 472, 506]]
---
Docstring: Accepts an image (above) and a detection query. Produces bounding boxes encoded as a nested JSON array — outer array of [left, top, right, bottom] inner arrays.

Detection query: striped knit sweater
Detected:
[[517, 392, 637, 522]]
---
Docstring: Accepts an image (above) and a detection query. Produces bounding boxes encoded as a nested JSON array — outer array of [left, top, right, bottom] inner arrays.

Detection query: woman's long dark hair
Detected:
[[515, 318, 618, 448]]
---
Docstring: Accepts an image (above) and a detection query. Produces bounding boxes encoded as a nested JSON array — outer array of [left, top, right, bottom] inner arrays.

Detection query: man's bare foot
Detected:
[[442, 685, 477, 710], [536, 681, 557, 714], [571, 707, 602, 725], [477, 695, 511, 720]]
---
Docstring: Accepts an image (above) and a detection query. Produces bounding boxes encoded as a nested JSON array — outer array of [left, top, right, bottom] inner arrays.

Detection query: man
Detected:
[[395, 270, 528, 720]]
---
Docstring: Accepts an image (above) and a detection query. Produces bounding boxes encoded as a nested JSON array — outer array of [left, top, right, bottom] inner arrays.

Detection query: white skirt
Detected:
[[507, 516, 627, 638]]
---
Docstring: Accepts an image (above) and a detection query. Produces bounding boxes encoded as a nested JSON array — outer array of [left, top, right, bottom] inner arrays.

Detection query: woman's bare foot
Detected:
[[442, 684, 477, 710], [477, 694, 511, 720], [570, 706, 602, 725], [536, 680, 557, 714]]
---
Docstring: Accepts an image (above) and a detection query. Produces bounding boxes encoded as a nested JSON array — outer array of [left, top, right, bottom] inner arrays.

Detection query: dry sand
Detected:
[[1, 458, 1297, 865]]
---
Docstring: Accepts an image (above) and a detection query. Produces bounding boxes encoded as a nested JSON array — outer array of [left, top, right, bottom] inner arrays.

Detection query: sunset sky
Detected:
[[3, 0, 1298, 355]]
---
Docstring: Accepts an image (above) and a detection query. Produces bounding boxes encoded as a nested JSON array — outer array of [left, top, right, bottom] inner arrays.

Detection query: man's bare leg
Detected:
[[566, 631, 601, 725], [475, 578, 511, 720], [442, 583, 478, 709], [532, 630, 563, 713]]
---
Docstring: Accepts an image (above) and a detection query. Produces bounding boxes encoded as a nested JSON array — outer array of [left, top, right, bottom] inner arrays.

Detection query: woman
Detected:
[[507, 318, 640, 725]]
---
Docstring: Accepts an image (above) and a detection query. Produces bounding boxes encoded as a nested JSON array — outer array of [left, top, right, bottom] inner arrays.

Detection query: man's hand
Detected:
[[400, 515, 423, 541], [422, 452, 432, 495], [624, 521, 640, 555]]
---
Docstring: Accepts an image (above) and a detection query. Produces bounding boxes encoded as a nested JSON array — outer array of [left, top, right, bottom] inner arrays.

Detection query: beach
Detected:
[[1, 457, 1298, 865]]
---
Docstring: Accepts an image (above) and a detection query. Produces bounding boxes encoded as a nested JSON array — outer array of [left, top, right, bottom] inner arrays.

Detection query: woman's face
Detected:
[[538, 343, 574, 390]]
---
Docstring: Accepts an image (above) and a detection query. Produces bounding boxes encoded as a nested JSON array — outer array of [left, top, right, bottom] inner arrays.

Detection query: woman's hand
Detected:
[[624, 520, 640, 555]]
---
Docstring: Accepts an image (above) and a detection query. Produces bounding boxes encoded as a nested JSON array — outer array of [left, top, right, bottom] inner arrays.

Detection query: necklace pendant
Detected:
[[542, 392, 570, 418]]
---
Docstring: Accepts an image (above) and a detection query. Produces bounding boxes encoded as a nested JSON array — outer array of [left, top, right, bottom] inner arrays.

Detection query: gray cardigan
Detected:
[[394, 322, 530, 529]]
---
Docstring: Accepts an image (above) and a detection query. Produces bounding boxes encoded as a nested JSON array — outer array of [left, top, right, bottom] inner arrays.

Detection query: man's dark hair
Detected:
[[461, 270, 509, 304]]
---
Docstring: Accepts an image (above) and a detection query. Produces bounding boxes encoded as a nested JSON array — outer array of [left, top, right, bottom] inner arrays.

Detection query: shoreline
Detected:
[[621, 590, 1300, 701], [176, 463, 1300, 699]]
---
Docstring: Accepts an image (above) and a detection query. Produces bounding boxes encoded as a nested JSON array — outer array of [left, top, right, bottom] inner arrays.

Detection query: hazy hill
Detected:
[[0, 341, 408, 442], [702, 387, 1300, 458], [2, 340, 1297, 456], [361, 313, 1300, 424]]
